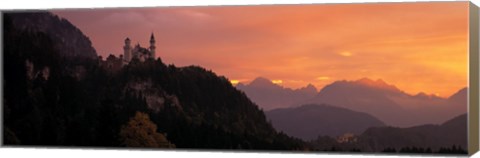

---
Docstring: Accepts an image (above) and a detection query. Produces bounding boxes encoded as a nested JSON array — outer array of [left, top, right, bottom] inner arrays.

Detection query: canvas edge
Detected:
[[468, 1, 480, 156], [0, 11, 4, 147]]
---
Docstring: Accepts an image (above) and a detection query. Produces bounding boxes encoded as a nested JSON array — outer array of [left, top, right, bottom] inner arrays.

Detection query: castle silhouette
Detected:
[[123, 33, 156, 64], [99, 33, 157, 72]]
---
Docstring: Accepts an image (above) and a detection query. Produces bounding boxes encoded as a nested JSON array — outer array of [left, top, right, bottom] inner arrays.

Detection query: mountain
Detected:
[[6, 12, 97, 59], [236, 77, 317, 110], [308, 113, 467, 153], [266, 104, 385, 141], [3, 12, 306, 150], [447, 87, 467, 106], [305, 78, 467, 127]]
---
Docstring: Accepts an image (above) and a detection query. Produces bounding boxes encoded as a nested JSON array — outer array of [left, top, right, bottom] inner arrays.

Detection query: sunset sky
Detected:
[[53, 2, 469, 98]]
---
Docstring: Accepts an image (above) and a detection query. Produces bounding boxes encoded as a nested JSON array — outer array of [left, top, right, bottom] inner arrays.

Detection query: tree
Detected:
[[119, 112, 175, 148]]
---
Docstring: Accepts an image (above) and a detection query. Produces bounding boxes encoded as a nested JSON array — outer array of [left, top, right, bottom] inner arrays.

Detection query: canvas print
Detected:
[[2, 1, 473, 155]]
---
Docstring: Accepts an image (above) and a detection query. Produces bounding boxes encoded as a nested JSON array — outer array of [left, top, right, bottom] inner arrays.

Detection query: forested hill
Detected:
[[6, 12, 97, 59], [3, 13, 306, 150]]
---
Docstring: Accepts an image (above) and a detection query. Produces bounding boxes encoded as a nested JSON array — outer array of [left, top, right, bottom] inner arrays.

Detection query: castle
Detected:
[[99, 33, 157, 73], [123, 33, 156, 63]]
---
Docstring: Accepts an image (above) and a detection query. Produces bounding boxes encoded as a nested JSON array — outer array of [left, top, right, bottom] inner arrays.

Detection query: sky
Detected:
[[53, 1, 469, 98]]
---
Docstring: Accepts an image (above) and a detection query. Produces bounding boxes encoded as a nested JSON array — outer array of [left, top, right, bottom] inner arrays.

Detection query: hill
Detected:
[[266, 104, 385, 141], [6, 11, 97, 59]]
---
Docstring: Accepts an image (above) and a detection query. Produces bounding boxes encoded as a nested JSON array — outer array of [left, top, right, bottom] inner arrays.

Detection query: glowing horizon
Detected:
[[53, 2, 469, 98]]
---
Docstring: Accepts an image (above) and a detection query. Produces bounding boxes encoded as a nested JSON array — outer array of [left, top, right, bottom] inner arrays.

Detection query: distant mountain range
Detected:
[[237, 77, 467, 127], [307, 78, 466, 127], [266, 104, 385, 141], [236, 77, 317, 110]]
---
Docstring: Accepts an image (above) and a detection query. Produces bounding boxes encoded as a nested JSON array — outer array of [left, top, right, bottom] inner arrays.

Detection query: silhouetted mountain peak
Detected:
[[448, 87, 467, 100], [415, 92, 428, 97], [413, 92, 441, 99], [306, 83, 317, 89], [249, 77, 277, 87], [355, 77, 375, 84], [320, 78, 401, 96], [298, 84, 318, 94], [353, 78, 400, 92], [236, 77, 318, 110]]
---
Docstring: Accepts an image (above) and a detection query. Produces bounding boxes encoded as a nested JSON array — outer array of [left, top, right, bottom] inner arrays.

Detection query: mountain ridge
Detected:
[[266, 104, 385, 141], [7, 12, 98, 59], [307, 78, 467, 127], [236, 77, 318, 110], [237, 76, 467, 127]]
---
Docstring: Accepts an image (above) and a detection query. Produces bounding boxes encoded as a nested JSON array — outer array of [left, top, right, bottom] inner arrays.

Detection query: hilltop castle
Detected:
[[99, 33, 157, 72], [123, 33, 156, 63]]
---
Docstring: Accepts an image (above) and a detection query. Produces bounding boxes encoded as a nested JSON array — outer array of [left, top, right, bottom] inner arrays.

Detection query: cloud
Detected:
[[339, 51, 352, 57], [271, 80, 283, 85], [316, 76, 331, 81]]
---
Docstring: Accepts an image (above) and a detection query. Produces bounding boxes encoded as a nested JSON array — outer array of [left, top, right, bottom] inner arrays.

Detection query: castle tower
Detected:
[[123, 37, 132, 63], [149, 32, 156, 59]]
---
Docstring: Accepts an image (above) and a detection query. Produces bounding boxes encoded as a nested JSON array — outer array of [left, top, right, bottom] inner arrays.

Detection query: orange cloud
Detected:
[[272, 80, 283, 85], [339, 51, 353, 57], [316, 76, 331, 81]]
